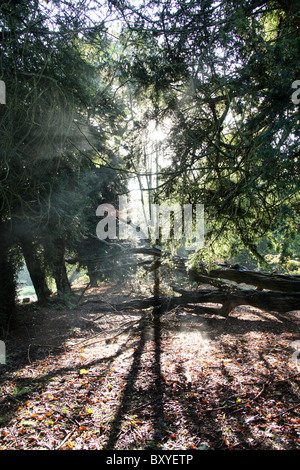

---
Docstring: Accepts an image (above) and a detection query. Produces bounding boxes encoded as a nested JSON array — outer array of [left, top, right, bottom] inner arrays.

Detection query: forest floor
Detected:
[[1, 281, 300, 451]]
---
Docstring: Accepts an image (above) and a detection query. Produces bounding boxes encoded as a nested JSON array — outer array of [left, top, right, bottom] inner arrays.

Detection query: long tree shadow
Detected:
[[151, 305, 166, 447], [0, 330, 140, 432], [2, 287, 299, 449], [103, 304, 167, 450], [104, 319, 147, 449]]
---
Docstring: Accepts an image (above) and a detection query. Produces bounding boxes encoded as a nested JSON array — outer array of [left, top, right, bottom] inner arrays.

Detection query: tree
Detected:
[[108, 0, 300, 268], [0, 0, 127, 318]]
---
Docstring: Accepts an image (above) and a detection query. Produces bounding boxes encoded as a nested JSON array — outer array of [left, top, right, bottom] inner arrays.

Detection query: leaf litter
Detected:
[[0, 283, 300, 450]]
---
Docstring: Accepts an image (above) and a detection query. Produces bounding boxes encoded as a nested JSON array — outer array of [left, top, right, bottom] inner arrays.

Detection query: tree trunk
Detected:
[[52, 239, 71, 295], [86, 260, 99, 287], [0, 222, 17, 326], [19, 236, 52, 304]]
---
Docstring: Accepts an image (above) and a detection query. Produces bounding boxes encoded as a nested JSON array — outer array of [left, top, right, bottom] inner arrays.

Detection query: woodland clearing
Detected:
[[1, 282, 300, 451]]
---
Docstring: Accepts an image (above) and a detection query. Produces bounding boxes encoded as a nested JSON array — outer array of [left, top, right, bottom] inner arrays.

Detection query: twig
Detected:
[[250, 381, 269, 402], [207, 381, 270, 413], [39, 441, 52, 450], [104, 317, 145, 342], [272, 403, 300, 420], [77, 317, 143, 347], [27, 344, 32, 364], [76, 281, 92, 305], [55, 427, 77, 450], [127, 399, 158, 413]]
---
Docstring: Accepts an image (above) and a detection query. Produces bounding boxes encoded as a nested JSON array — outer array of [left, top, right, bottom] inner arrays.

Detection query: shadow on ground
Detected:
[[0, 283, 300, 450]]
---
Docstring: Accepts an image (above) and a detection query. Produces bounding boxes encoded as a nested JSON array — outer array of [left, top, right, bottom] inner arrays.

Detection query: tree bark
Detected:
[[86, 260, 99, 287], [0, 222, 17, 325], [52, 238, 71, 295], [19, 236, 52, 304]]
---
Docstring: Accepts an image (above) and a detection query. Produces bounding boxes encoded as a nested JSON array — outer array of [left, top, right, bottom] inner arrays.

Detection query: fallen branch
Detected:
[[170, 287, 300, 315], [111, 286, 300, 317], [204, 266, 300, 293], [271, 402, 300, 419]]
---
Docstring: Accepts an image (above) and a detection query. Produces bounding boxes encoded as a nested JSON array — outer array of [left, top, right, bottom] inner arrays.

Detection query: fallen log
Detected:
[[171, 287, 300, 316], [113, 288, 300, 317], [76, 236, 300, 316], [187, 264, 300, 293], [210, 268, 300, 292]]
